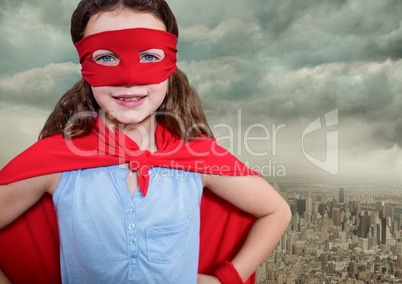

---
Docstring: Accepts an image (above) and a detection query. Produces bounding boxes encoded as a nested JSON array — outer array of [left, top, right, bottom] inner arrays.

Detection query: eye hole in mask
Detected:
[[92, 49, 119, 66], [92, 48, 166, 66], [139, 48, 166, 63]]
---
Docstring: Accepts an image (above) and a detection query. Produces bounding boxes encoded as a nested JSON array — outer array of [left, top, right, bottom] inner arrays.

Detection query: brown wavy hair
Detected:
[[39, 0, 212, 139]]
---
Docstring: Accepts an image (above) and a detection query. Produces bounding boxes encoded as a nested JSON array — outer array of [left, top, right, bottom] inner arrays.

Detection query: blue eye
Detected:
[[92, 50, 119, 66], [95, 55, 117, 64], [99, 55, 114, 62], [139, 49, 165, 63], [140, 54, 159, 62]]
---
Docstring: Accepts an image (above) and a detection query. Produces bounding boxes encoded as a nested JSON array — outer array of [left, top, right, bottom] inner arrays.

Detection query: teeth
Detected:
[[118, 97, 143, 102]]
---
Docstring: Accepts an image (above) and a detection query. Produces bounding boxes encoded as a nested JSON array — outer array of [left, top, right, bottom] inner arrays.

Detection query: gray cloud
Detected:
[[0, 103, 49, 164], [0, 63, 81, 109], [0, 0, 78, 75], [177, 0, 402, 68]]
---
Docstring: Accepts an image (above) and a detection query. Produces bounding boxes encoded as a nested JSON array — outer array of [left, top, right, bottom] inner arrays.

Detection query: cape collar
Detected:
[[0, 117, 259, 197]]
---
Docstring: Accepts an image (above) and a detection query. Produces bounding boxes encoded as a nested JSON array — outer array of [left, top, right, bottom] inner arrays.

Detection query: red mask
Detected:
[[75, 28, 177, 87]]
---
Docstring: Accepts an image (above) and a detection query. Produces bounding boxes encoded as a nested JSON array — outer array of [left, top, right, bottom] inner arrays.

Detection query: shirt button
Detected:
[[130, 237, 137, 245], [130, 252, 138, 261], [128, 222, 136, 230], [126, 206, 134, 214]]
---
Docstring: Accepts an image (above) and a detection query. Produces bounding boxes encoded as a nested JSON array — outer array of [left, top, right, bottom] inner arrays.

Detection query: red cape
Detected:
[[0, 119, 257, 283]]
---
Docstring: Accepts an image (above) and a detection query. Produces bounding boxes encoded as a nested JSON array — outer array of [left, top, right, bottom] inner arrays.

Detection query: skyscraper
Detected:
[[383, 205, 394, 224], [397, 253, 402, 269], [296, 199, 307, 217], [381, 217, 392, 245], [358, 212, 371, 238], [339, 187, 345, 204], [332, 207, 341, 226]]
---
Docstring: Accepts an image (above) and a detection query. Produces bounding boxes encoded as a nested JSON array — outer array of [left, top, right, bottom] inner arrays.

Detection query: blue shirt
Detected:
[[53, 166, 203, 284]]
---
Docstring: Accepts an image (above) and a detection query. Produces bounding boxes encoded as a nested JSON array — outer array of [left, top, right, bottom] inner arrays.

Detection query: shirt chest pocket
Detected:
[[146, 219, 191, 263]]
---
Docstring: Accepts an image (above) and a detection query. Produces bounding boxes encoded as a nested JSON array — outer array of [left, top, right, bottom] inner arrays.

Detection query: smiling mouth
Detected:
[[116, 97, 145, 101], [114, 95, 147, 102]]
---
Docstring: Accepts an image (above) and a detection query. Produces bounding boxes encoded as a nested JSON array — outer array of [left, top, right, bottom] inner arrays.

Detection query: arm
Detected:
[[198, 175, 291, 283], [0, 269, 11, 284], [0, 173, 61, 229]]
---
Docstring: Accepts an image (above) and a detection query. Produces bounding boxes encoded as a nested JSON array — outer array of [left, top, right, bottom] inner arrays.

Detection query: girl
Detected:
[[0, 0, 291, 283]]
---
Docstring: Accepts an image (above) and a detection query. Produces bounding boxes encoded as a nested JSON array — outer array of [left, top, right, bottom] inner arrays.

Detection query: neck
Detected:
[[99, 111, 158, 152]]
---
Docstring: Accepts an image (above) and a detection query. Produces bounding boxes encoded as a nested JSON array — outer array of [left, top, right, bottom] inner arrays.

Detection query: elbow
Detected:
[[282, 203, 292, 225], [0, 219, 9, 230], [0, 214, 14, 230], [276, 199, 292, 228], [0, 207, 8, 229]]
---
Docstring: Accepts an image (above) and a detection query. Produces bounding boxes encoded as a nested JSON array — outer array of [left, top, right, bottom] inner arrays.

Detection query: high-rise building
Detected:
[[376, 223, 382, 245], [356, 203, 362, 216], [306, 191, 312, 218], [318, 203, 327, 217], [396, 243, 402, 254], [383, 205, 394, 224], [376, 201, 383, 213], [348, 261, 358, 278], [332, 207, 341, 226], [338, 231, 347, 243], [397, 253, 402, 269], [381, 217, 393, 245], [280, 231, 288, 252], [358, 238, 368, 250], [296, 199, 307, 217], [357, 213, 371, 238], [292, 211, 300, 232], [329, 199, 338, 218], [293, 241, 305, 256], [349, 200, 356, 215], [322, 216, 331, 236], [339, 187, 345, 204]]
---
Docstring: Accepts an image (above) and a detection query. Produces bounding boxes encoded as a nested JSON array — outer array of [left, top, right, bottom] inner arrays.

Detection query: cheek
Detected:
[[150, 80, 168, 100], [90, 86, 109, 106]]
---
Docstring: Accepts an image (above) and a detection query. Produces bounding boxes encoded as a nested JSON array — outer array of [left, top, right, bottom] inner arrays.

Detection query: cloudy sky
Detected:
[[0, 0, 401, 185]]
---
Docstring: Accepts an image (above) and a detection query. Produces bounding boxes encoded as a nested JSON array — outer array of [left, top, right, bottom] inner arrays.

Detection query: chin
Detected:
[[115, 114, 154, 128]]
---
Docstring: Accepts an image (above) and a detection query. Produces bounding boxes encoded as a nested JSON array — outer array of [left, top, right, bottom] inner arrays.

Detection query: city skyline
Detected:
[[0, 0, 401, 185], [258, 183, 402, 283]]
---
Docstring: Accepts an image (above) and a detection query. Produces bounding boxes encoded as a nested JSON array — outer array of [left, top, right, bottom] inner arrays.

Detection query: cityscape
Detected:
[[256, 182, 402, 284]]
